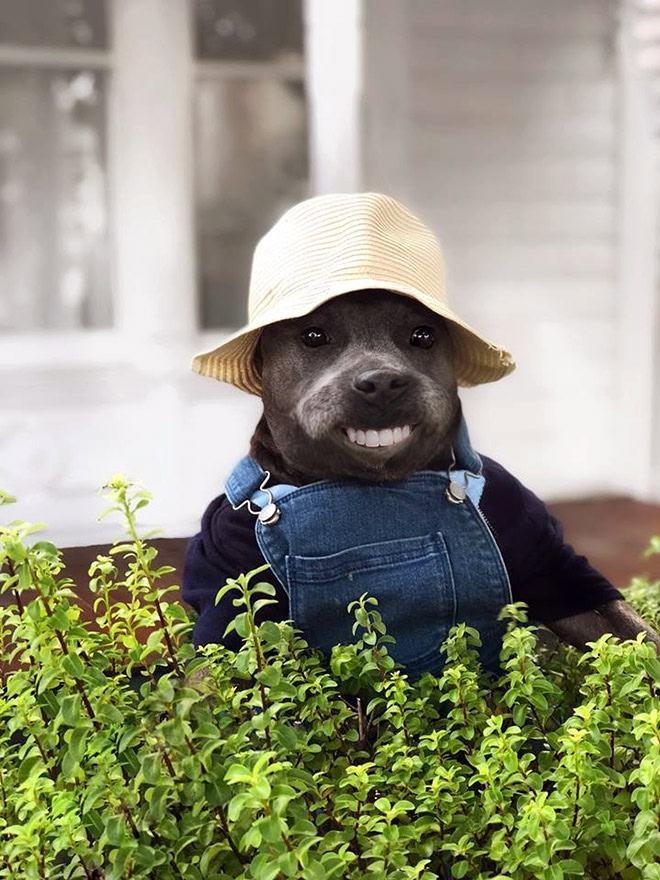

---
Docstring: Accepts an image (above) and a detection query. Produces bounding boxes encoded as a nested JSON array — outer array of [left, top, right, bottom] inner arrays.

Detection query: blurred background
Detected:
[[0, 0, 659, 558]]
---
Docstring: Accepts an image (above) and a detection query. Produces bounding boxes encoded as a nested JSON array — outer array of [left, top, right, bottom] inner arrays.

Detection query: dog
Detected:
[[184, 190, 660, 669], [241, 287, 660, 656]]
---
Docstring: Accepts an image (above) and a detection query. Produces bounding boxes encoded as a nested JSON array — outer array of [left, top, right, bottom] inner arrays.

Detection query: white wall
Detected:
[[0, 1, 263, 548], [2, 0, 658, 549], [363, 0, 646, 500]]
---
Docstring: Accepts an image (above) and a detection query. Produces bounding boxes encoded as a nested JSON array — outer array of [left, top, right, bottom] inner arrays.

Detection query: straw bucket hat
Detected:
[[192, 192, 516, 394]]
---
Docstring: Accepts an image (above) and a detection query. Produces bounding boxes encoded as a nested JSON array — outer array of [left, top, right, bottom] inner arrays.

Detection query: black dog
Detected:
[[250, 288, 660, 653], [184, 288, 660, 661]]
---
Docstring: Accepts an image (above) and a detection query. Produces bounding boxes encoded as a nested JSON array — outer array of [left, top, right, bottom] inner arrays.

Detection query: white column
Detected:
[[361, 0, 410, 202], [616, 6, 660, 501], [108, 0, 197, 346], [303, 0, 364, 194]]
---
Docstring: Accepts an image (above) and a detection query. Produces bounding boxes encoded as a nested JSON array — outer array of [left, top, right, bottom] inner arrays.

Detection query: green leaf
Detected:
[[142, 753, 162, 785], [253, 597, 279, 614], [252, 580, 277, 596], [112, 845, 136, 876], [302, 860, 327, 880], [259, 620, 282, 645], [199, 843, 225, 874], [258, 666, 282, 687], [61, 748, 80, 779], [157, 676, 175, 702], [17, 755, 41, 784], [109, 543, 138, 555], [215, 580, 241, 605], [62, 651, 86, 678], [118, 726, 139, 753], [240, 823, 262, 850], [225, 764, 252, 785], [37, 665, 60, 694], [250, 854, 284, 880], [227, 792, 253, 822], [48, 605, 72, 631], [161, 717, 186, 747], [278, 850, 299, 877], [68, 726, 88, 762], [60, 693, 81, 726], [0, 489, 17, 506], [148, 785, 170, 822], [98, 702, 124, 725], [105, 815, 127, 846]]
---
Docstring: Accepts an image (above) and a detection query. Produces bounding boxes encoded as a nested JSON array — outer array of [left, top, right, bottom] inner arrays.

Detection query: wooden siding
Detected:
[[364, 0, 621, 500]]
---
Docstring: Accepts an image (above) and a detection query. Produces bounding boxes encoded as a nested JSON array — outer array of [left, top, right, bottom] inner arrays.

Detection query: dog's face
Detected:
[[255, 289, 460, 482]]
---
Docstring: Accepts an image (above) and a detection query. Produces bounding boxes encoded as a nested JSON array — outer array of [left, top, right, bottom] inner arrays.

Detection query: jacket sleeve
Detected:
[[480, 455, 625, 624], [182, 493, 287, 650]]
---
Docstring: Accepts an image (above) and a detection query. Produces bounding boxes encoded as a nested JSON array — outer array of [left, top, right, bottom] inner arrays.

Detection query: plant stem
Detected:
[[32, 730, 57, 781], [77, 854, 94, 880], [158, 741, 178, 779], [0, 763, 7, 813], [357, 697, 365, 748], [572, 777, 580, 828], [604, 675, 616, 768], [215, 804, 249, 865], [24, 559, 101, 731], [12, 588, 24, 615], [120, 500, 184, 678], [121, 799, 140, 839], [72, 678, 100, 730], [242, 576, 273, 749]]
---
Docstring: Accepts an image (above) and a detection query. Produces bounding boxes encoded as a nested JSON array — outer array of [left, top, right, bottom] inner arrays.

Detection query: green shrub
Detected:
[[0, 476, 659, 879]]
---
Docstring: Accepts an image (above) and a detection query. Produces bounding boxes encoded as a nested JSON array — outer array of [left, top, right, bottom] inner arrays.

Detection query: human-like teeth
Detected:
[[345, 425, 413, 447]]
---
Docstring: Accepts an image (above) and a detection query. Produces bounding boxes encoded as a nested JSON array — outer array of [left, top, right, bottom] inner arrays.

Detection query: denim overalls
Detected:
[[225, 412, 512, 678]]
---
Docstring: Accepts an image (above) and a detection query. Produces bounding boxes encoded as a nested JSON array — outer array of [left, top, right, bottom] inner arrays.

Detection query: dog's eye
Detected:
[[301, 327, 329, 348], [410, 326, 435, 349]]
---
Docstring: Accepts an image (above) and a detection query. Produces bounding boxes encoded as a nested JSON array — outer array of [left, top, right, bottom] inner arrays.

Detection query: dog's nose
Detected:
[[353, 369, 411, 402]]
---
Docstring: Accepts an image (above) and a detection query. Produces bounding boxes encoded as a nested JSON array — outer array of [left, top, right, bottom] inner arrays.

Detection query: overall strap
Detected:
[[225, 455, 297, 510]]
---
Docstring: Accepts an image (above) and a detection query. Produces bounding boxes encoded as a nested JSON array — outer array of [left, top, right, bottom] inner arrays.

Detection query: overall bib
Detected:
[[225, 412, 512, 678]]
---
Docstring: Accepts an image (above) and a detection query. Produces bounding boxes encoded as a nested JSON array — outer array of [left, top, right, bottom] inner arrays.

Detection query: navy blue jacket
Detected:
[[182, 454, 624, 651]]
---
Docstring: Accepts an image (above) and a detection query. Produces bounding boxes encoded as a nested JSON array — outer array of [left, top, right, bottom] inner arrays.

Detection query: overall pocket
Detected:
[[286, 532, 456, 670]]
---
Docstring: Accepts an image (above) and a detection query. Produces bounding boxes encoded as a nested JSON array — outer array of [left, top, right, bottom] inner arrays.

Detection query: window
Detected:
[[192, 0, 309, 329], [0, 0, 111, 331], [0, 0, 309, 335]]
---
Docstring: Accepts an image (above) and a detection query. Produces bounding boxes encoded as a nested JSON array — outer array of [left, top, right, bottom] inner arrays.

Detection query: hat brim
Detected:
[[191, 281, 516, 395]]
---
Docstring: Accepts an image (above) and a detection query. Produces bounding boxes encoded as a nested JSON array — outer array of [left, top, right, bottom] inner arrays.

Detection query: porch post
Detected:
[[108, 0, 197, 345], [303, 0, 364, 193], [616, 3, 660, 501]]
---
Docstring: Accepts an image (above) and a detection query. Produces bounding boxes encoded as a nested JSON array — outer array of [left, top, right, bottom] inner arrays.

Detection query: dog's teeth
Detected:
[[346, 424, 414, 447]]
